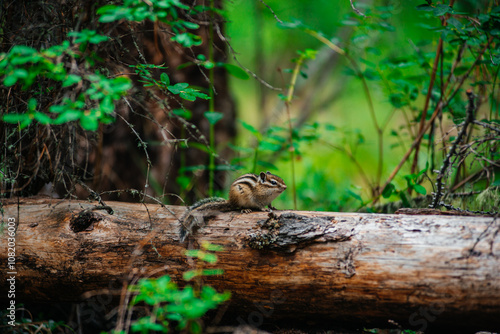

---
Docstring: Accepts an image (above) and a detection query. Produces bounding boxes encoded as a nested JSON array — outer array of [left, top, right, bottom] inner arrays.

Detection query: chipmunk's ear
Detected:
[[266, 171, 271, 175], [259, 172, 266, 182]]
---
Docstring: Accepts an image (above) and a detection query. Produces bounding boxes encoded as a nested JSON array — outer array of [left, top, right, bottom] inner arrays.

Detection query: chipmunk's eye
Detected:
[[271, 180, 277, 185]]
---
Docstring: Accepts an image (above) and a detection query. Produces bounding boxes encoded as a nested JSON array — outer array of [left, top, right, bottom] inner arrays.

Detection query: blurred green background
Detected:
[[219, 0, 498, 212]]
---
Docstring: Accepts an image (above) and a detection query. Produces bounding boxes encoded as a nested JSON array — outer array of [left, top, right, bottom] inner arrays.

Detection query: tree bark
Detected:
[[1, 198, 499, 332]]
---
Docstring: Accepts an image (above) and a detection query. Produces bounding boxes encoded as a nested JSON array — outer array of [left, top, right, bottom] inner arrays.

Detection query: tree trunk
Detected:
[[1, 198, 499, 332]]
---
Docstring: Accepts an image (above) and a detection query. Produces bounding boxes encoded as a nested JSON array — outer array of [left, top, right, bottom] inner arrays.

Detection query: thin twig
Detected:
[[473, 120, 500, 134], [431, 90, 476, 208], [214, 24, 281, 91], [349, 0, 367, 17], [440, 202, 499, 216], [258, 0, 283, 23]]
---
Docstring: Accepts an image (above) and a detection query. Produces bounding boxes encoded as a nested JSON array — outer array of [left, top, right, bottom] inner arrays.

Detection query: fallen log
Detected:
[[1, 198, 499, 332]]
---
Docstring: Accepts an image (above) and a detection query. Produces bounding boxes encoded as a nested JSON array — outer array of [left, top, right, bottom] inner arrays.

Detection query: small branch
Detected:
[[258, 0, 283, 23], [349, 0, 366, 17], [473, 120, 500, 134], [214, 24, 281, 91], [321, 140, 371, 189], [76, 178, 113, 214], [439, 202, 499, 216], [431, 90, 476, 209]]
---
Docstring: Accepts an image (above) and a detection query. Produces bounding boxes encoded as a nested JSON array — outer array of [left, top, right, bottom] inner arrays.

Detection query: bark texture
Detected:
[[1, 198, 499, 331]]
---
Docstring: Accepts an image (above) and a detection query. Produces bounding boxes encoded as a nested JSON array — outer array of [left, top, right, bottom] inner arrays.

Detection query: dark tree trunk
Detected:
[[0, 0, 235, 202]]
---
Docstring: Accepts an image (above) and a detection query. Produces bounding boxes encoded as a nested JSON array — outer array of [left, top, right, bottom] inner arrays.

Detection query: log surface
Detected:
[[1, 198, 499, 331]]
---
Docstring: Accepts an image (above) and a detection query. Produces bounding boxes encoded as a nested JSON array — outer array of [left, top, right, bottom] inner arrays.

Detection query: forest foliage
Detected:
[[1, 1, 499, 333], [1, 0, 499, 215]]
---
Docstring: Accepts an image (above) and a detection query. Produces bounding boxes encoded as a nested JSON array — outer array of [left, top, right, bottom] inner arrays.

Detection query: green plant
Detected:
[[0, 34, 131, 131], [131, 63, 209, 102], [127, 242, 230, 334], [97, 0, 205, 48], [271, 2, 500, 212], [382, 166, 429, 207], [1, 0, 211, 133]]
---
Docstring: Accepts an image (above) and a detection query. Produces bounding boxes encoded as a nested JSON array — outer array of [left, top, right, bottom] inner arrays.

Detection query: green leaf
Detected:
[[186, 143, 210, 154], [382, 183, 396, 198], [185, 249, 201, 258], [190, 321, 202, 334], [97, 6, 130, 23], [200, 252, 218, 264], [201, 241, 224, 251], [171, 33, 202, 47], [2, 113, 30, 123], [363, 68, 380, 81], [28, 98, 37, 111], [201, 269, 224, 276], [347, 189, 363, 202], [171, 108, 192, 120], [399, 191, 411, 207], [176, 175, 191, 189], [259, 140, 282, 152], [111, 76, 132, 92], [54, 110, 82, 124], [202, 61, 215, 69], [69, 30, 109, 44], [389, 93, 408, 108], [167, 82, 189, 94], [278, 19, 305, 29], [416, 4, 433, 11], [179, 91, 196, 101], [183, 270, 200, 281], [240, 120, 262, 139], [182, 21, 200, 29], [341, 19, 360, 26], [204, 111, 224, 125], [447, 17, 463, 31], [131, 317, 166, 332], [80, 115, 99, 131], [256, 160, 277, 170], [433, 4, 451, 16], [62, 74, 82, 88], [220, 63, 249, 80], [413, 184, 427, 195], [4, 75, 18, 87], [34, 112, 52, 125], [378, 21, 395, 32], [325, 124, 336, 131], [10, 45, 37, 55], [13, 68, 29, 79], [160, 72, 170, 86]]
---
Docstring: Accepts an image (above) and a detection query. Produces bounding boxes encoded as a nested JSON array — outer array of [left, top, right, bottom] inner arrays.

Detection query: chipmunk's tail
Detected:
[[179, 197, 228, 243]]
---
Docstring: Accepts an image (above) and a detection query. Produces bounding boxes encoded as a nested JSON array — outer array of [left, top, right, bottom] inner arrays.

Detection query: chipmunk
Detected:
[[179, 171, 287, 242]]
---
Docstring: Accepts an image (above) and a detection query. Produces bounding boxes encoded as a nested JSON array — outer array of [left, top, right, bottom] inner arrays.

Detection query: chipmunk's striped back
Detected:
[[232, 173, 259, 188], [179, 171, 286, 242]]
